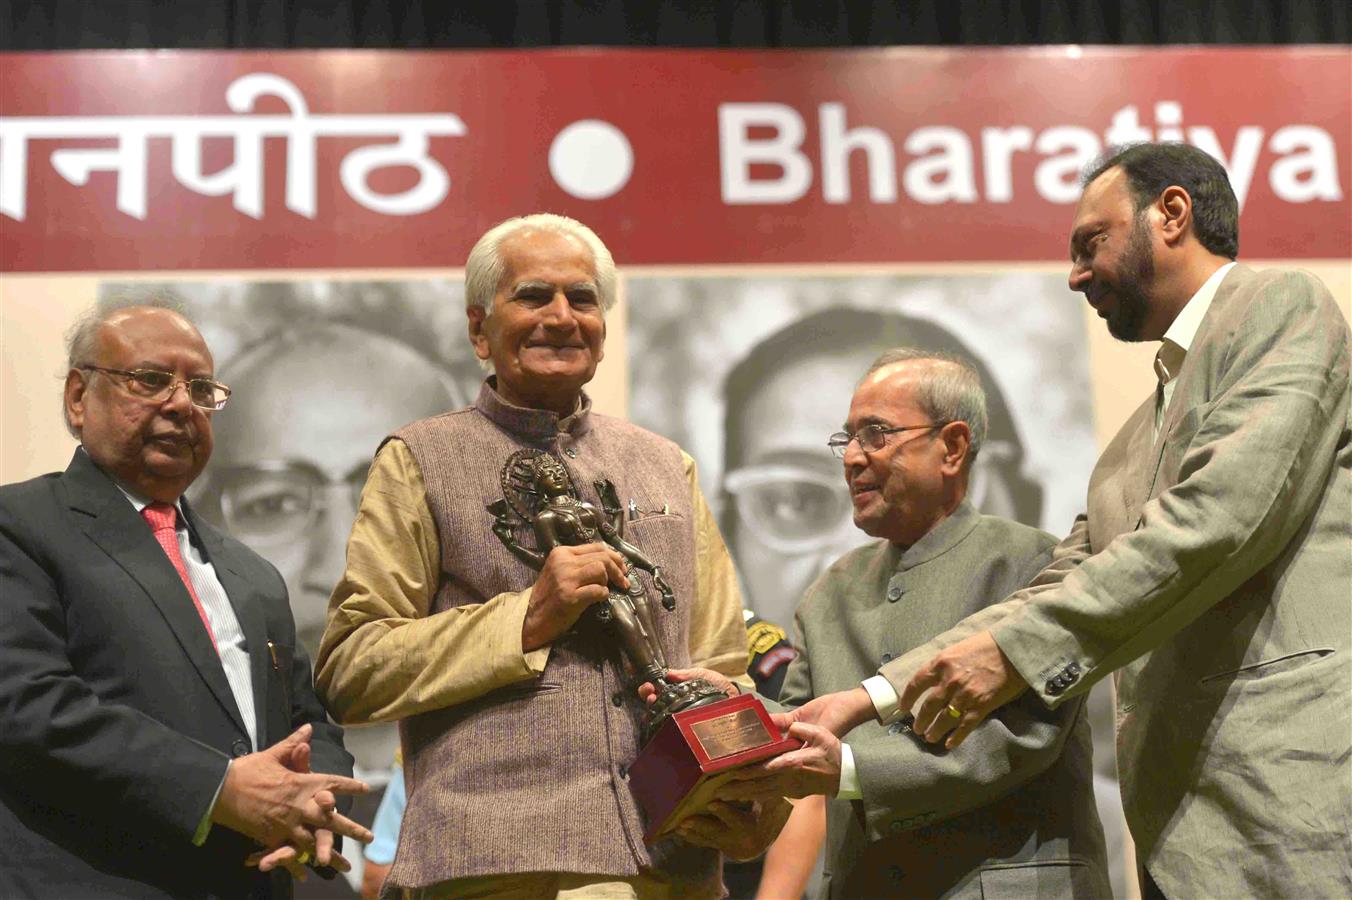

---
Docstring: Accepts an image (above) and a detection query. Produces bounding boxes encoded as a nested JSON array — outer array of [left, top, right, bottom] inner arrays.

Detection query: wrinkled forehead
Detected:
[[848, 366, 926, 424], [499, 229, 598, 286]]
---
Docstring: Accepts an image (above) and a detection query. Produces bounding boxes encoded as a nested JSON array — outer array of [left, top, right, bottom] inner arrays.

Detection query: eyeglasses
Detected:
[[724, 441, 1023, 555], [723, 464, 856, 554], [210, 461, 368, 543], [826, 422, 947, 458], [79, 365, 232, 411]]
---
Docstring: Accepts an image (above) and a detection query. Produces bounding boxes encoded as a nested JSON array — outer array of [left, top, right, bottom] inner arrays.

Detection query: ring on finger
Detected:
[[945, 703, 963, 720], [294, 850, 312, 867]]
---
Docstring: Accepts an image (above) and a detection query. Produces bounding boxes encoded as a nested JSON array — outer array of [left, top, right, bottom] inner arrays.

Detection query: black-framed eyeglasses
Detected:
[[79, 365, 231, 411], [827, 422, 948, 458]]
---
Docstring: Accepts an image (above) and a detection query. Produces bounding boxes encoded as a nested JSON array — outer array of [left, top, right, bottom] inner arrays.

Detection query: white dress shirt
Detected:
[[114, 484, 262, 842], [116, 485, 258, 752], [1154, 262, 1235, 439]]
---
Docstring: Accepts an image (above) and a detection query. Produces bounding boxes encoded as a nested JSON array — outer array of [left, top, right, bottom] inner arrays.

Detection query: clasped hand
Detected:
[[212, 724, 372, 881], [522, 543, 628, 651]]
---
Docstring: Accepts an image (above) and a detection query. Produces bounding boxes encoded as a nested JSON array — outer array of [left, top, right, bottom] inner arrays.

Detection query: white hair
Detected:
[[865, 348, 988, 462], [62, 291, 190, 437], [464, 213, 617, 315]]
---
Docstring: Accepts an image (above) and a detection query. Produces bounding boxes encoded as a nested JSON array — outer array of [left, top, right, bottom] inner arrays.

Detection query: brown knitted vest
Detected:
[[386, 382, 720, 892]]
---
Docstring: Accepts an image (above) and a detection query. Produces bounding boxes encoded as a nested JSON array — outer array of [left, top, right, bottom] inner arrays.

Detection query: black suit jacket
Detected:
[[0, 449, 353, 899]]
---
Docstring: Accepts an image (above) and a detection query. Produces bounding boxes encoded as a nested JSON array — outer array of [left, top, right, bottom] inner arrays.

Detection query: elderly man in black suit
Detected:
[[0, 299, 372, 898]]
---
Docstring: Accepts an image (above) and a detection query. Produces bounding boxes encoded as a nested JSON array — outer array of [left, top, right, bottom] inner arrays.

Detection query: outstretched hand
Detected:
[[771, 687, 876, 739], [720, 722, 842, 802], [898, 631, 1028, 749]]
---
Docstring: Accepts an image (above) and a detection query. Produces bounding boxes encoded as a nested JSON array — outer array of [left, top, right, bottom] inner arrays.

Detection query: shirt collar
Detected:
[[111, 479, 182, 517], [473, 377, 593, 442], [1155, 262, 1235, 384]]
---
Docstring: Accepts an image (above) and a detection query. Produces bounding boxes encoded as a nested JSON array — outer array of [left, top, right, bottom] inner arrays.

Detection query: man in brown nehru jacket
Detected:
[[316, 214, 752, 898]]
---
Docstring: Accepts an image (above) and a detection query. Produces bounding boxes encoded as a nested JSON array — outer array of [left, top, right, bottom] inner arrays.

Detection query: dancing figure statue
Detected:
[[488, 450, 725, 740]]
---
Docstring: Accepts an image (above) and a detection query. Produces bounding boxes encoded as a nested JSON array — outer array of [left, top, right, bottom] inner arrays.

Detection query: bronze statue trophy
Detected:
[[489, 450, 798, 841]]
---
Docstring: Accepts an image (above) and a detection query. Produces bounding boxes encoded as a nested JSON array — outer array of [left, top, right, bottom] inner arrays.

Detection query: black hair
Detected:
[[1084, 142, 1239, 259]]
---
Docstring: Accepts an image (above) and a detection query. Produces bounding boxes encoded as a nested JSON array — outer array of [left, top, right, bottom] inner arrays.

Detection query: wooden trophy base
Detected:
[[628, 692, 801, 844]]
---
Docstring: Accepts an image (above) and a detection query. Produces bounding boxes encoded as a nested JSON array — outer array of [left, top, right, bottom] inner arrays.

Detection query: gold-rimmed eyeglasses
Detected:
[[78, 365, 232, 411]]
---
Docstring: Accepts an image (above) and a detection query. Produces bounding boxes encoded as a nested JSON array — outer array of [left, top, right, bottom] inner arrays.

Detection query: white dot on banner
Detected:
[[549, 120, 634, 200]]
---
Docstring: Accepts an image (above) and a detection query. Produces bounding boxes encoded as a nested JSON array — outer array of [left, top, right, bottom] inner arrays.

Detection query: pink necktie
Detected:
[[142, 502, 219, 653]]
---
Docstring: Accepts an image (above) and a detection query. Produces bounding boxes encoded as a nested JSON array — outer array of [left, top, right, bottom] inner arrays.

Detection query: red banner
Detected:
[[2, 47, 1347, 272]]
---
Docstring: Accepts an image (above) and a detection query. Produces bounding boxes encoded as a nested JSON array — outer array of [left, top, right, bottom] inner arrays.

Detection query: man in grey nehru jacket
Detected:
[[316, 214, 753, 898], [666, 351, 1109, 898]]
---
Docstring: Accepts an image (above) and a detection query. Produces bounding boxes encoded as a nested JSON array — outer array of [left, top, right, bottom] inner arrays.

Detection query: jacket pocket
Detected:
[[489, 680, 564, 701], [1198, 647, 1334, 686], [268, 640, 294, 716], [979, 859, 1101, 899]]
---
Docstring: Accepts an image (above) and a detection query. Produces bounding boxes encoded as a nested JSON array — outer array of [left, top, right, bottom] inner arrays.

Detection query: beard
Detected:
[[1105, 214, 1156, 342]]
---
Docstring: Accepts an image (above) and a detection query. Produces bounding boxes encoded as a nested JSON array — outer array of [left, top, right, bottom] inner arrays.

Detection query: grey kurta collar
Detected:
[[473, 377, 594, 442], [894, 499, 981, 572]]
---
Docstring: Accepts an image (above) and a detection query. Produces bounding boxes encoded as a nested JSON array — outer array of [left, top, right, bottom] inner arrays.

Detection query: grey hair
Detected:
[[864, 348, 988, 463], [62, 290, 190, 436], [464, 213, 617, 315]]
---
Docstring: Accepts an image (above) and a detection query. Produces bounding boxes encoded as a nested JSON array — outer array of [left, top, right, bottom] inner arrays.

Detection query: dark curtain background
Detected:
[[4, 0, 1348, 50]]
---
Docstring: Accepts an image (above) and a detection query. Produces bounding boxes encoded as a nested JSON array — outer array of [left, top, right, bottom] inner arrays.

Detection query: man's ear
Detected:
[[466, 305, 491, 361], [1158, 185, 1192, 248], [939, 421, 972, 477], [64, 369, 88, 434]]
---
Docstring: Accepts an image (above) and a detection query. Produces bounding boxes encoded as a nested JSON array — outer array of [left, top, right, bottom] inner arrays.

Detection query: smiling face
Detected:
[[65, 307, 216, 502], [842, 363, 956, 547], [468, 228, 606, 415], [1068, 166, 1167, 343]]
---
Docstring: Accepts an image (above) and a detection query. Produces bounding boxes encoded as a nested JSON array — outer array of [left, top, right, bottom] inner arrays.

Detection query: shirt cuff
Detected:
[[508, 587, 551, 675], [193, 762, 230, 846], [837, 742, 861, 799], [862, 674, 901, 724]]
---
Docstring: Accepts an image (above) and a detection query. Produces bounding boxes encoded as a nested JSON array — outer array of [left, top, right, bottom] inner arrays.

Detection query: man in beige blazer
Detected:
[[784, 143, 1351, 898]]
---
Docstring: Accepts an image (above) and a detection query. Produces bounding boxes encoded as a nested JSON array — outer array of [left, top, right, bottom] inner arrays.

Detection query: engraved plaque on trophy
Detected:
[[628, 692, 800, 843]]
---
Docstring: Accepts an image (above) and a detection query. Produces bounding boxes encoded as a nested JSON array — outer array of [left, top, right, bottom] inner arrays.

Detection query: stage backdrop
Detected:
[[2, 47, 1348, 900]]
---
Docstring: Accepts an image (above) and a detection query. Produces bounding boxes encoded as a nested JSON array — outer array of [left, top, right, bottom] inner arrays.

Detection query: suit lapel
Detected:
[[1137, 266, 1251, 507], [1109, 395, 1158, 533], [63, 452, 249, 738], [189, 506, 272, 747]]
